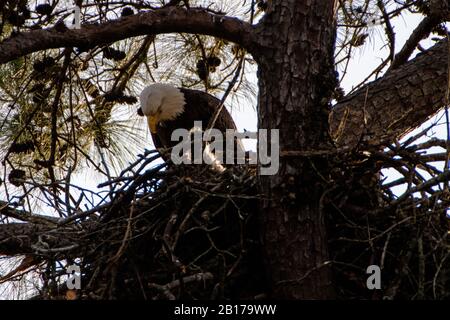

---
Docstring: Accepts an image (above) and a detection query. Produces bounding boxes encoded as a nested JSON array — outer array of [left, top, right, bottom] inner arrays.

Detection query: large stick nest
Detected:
[[1, 141, 449, 300]]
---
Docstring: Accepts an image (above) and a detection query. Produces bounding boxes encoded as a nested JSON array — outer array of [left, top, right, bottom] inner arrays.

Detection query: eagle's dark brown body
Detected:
[[150, 88, 237, 150]]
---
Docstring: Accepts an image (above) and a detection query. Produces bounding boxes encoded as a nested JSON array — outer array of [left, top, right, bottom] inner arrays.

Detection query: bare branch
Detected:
[[0, 222, 79, 256], [390, 16, 442, 70], [331, 40, 449, 148], [0, 7, 256, 64]]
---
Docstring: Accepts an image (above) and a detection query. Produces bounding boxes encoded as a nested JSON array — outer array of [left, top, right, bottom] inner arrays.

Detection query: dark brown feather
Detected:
[[151, 88, 237, 149]]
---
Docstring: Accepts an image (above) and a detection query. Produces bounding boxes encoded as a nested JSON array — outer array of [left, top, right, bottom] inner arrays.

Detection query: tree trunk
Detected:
[[255, 0, 338, 299]]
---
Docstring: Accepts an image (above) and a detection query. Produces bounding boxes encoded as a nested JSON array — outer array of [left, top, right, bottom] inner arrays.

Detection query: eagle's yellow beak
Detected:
[[148, 115, 159, 133]]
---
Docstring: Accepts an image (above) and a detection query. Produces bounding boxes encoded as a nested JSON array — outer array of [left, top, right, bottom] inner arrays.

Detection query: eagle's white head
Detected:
[[138, 83, 186, 133]]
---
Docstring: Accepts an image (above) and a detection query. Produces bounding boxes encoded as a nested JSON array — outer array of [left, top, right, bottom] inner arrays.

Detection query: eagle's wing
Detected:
[[181, 89, 245, 160], [151, 88, 245, 163]]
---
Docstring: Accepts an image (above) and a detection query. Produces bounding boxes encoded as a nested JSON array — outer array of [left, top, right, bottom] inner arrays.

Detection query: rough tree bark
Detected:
[[253, 0, 338, 299], [0, 7, 256, 64], [331, 40, 449, 148]]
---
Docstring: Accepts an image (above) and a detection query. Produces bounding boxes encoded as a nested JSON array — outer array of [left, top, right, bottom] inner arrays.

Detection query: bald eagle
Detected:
[[137, 83, 243, 166]]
